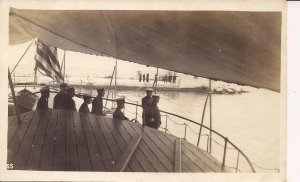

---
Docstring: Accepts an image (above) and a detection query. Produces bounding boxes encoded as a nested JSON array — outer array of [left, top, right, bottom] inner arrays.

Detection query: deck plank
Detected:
[[133, 146, 156, 172], [149, 130, 191, 172], [110, 119, 144, 172], [181, 143, 214, 172], [13, 110, 42, 169], [65, 111, 79, 171], [73, 112, 92, 171], [25, 110, 51, 170], [39, 109, 58, 170], [80, 113, 105, 171], [182, 141, 227, 172], [112, 136, 142, 172], [138, 139, 168, 172], [104, 118, 141, 171], [181, 151, 204, 172], [161, 134, 203, 172], [8, 114, 16, 126], [141, 129, 173, 172], [88, 114, 113, 171], [96, 116, 122, 162], [8, 112, 33, 145], [145, 128, 175, 162], [52, 110, 66, 170], [121, 121, 156, 172], [104, 118, 127, 152]]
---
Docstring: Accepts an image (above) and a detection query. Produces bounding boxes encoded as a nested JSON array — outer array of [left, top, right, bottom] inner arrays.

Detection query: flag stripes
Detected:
[[34, 40, 63, 82]]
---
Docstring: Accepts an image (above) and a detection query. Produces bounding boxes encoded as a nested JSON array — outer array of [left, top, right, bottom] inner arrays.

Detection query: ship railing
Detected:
[[14, 90, 275, 173], [99, 96, 256, 173]]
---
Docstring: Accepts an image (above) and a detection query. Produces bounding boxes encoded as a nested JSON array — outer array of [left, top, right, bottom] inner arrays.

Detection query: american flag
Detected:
[[34, 40, 63, 83]]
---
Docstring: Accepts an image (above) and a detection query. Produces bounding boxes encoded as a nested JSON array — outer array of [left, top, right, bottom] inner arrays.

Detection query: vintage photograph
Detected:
[[3, 1, 284, 179]]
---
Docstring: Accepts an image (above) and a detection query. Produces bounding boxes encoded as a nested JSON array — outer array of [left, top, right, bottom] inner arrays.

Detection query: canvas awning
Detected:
[[9, 8, 282, 91]]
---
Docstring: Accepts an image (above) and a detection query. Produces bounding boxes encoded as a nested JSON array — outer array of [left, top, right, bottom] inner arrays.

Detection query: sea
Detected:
[[9, 77, 281, 173]]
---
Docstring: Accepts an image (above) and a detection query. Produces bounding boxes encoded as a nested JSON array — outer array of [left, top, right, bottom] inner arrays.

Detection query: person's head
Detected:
[[152, 95, 160, 105], [66, 87, 75, 97], [146, 88, 153, 97], [116, 98, 125, 109], [83, 94, 93, 104], [40, 86, 50, 98], [59, 83, 67, 92], [97, 87, 105, 97]]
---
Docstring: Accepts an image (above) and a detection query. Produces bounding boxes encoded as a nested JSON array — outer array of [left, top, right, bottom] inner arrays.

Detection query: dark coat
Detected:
[[148, 105, 161, 129], [91, 96, 104, 115], [64, 96, 76, 111], [142, 96, 152, 126], [36, 96, 48, 110], [79, 103, 90, 113], [113, 107, 129, 120], [53, 92, 66, 109]]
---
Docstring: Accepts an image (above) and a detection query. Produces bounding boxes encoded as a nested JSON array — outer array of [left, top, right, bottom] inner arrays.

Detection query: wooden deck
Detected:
[[7, 109, 229, 172]]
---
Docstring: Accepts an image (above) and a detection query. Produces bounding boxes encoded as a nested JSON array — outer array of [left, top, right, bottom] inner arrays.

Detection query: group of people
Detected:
[[141, 88, 161, 129], [36, 83, 161, 129], [36, 83, 106, 116]]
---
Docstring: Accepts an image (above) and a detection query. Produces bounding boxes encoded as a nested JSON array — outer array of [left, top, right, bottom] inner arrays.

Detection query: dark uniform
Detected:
[[148, 104, 161, 129], [36, 86, 50, 110], [113, 108, 129, 120], [64, 95, 76, 111], [91, 96, 104, 115], [79, 103, 90, 113], [53, 92, 66, 109], [36, 97, 48, 110], [142, 95, 152, 126]]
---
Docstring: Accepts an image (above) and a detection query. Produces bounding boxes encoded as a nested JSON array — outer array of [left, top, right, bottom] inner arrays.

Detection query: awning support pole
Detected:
[[154, 67, 158, 94], [196, 93, 209, 147], [105, 65, 116, 108], [10, 40, 34, 74], [63, 50, 66, 83], [209, 79, 213, 153], [8, 68, 21, 124], [114, 59, 118, 108]]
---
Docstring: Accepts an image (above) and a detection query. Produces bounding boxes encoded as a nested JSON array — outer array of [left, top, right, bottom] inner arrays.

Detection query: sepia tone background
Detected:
[[0, 0, 289, 181]]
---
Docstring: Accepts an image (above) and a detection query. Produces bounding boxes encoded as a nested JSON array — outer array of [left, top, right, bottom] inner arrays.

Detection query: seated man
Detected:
[[113, 98, 129, 120], [79, 94, 93, 113], [36, 86, 50, 110], [53, 83, 67, 109], [148, 95, 161, 129], [64, 86, 77, 111]]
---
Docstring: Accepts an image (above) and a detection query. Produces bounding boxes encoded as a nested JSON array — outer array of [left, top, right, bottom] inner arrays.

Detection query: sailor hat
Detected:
[[40, 86, 50, 92], [116, 98, 125, 103], [97, 87, 105, 92], [83, 94, 92, 99], [66, 86, 75, 92], [60, 83, 67, 88], [145, 88, 153, 92]]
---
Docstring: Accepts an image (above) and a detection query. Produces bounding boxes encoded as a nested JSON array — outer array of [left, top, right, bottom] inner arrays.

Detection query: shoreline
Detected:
[[14, 82, 247, 94]]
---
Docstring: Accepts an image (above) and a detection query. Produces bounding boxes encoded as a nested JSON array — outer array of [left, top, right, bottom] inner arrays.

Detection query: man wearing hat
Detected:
[[79, 94, 93, 113], [91, 87, 106, 116], [148, 95, 161, 129], [141, 88, 153, 127], [53, 83, 67, 109], [64, 86, 77, 111], [113, 98, 129, 120], [36, 86, 50, 110]]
